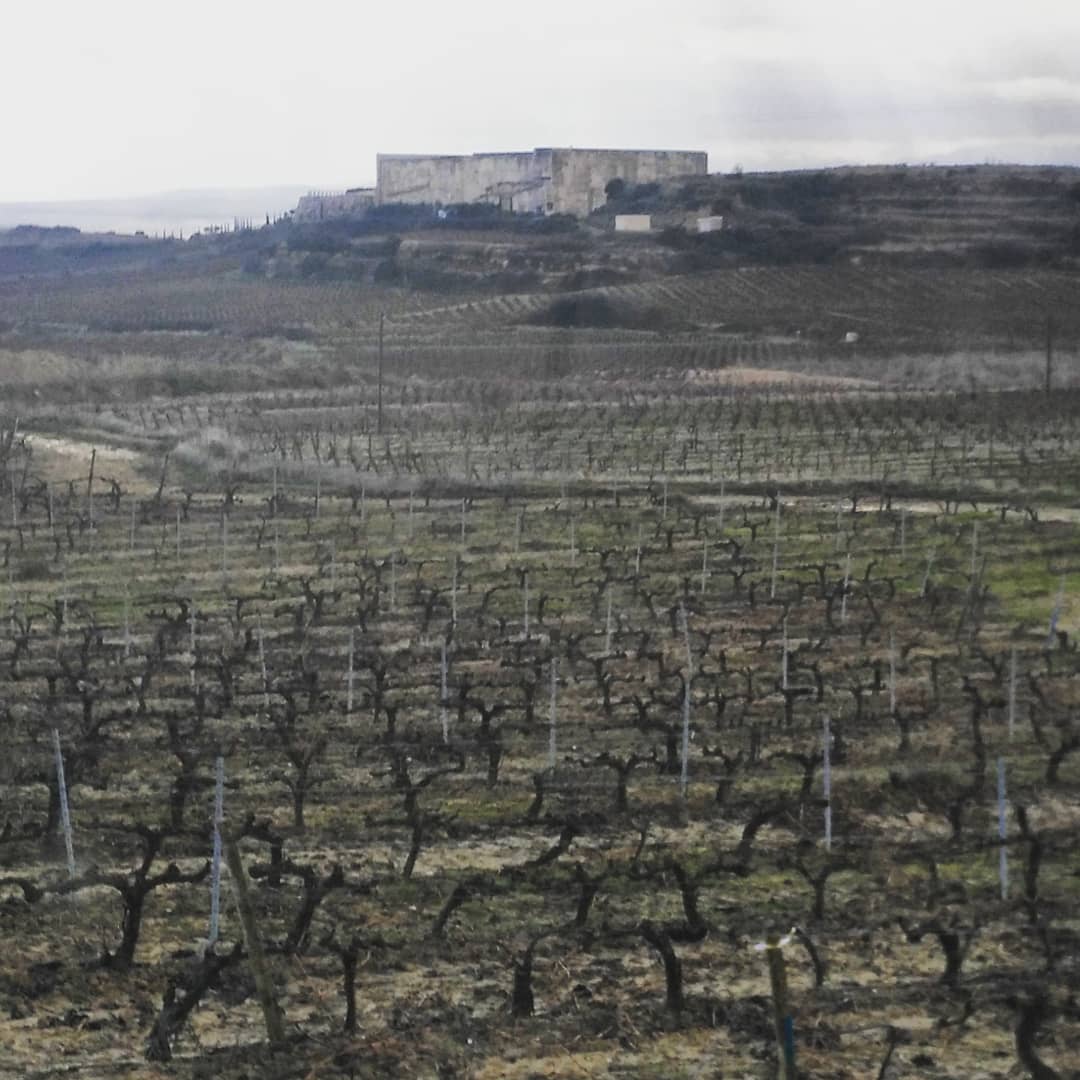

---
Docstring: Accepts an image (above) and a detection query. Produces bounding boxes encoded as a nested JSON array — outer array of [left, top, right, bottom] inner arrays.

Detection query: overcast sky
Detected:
[[4, 0, 1079, 203]]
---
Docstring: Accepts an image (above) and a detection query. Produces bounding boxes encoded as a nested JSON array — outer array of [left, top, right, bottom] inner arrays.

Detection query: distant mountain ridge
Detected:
[[0, 186, 312, 236]]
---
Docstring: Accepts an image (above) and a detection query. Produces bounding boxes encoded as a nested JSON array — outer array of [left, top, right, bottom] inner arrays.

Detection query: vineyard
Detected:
[[3, 262, 1080, 412], [1, 374, 1079, 1080]]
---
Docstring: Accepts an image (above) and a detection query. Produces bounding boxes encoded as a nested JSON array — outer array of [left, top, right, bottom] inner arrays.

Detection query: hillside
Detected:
[[0, 164, 1078, 403]]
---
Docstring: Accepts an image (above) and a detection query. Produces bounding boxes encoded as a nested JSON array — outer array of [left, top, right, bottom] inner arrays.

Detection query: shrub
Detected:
[[373, 259, 404, 285]]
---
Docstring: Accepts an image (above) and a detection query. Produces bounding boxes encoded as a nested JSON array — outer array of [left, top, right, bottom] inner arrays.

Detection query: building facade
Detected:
[[293, 188, 376, 222], [375, 147, 707, 217]]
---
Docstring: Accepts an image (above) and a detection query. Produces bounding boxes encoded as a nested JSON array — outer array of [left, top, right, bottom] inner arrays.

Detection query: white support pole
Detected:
[[123, 586, 131, 659], [770, 496, 781, 599], [440, 640, 449, 744], [921, 549, 936, 598], [604, 589, 613, 655], [889, 631, 897, 718], [1008, 647, 1017, 741], [189, 603, 197, 688], [346, 627, 355, 715], [52, 729, 75, 877], [781, 618, 789, 691], [259, 619, 270, 710], [451, 556, 458, 629], [841, 552, 851, 624], [523, 572, 530, 639], [548, 657, 558, 770], [1047, 574, 1066, 648], [823, 716, 832, 852], [679, 603, 692, 799], [997, 757, 1008, 901], [208, 755, 225, 944]]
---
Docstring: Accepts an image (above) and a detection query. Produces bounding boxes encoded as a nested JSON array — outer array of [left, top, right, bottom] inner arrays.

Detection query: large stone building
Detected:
[[293, 188, 376, 222], [294, 147, 707, 221], [376, 147, 707, 217]]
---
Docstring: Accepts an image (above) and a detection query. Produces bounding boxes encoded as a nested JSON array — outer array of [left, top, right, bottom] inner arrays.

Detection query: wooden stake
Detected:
[[221, 832, 287, 1046], [763, 934, 796, 1080]]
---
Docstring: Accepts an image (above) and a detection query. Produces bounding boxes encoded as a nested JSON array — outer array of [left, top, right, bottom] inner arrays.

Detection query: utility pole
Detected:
[[377, 311, 385, 435]]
